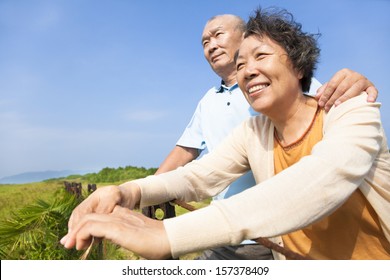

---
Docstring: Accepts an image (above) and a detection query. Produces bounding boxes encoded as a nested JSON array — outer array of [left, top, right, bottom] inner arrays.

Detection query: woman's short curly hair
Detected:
[[245, 7, 321, 92]]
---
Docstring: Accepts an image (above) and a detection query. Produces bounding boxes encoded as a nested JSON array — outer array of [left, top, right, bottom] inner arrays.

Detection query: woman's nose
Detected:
[[244, 60, 259, 78]]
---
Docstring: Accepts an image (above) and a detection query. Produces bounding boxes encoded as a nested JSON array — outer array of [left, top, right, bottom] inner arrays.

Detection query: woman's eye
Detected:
[[256, 53, 266, 60]]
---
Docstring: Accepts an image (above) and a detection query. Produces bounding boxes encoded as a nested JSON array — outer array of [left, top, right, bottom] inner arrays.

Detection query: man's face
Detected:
[[201, 16, 243, 75]]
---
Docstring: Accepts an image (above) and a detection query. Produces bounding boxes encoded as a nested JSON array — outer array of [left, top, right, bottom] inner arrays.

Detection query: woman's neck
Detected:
[[272, 96, 319, 147]]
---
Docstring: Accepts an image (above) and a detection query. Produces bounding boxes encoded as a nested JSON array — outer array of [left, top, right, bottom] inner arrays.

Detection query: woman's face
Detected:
[[236, 35, 303, 116]]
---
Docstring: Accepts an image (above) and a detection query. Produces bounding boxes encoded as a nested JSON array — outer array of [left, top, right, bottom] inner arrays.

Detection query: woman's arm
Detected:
[[164, 93, 384, 257], [134, 120, 254, 208]]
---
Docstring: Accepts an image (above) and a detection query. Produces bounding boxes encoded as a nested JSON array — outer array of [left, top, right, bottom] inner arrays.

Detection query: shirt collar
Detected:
[[215, 81, 239, 93]]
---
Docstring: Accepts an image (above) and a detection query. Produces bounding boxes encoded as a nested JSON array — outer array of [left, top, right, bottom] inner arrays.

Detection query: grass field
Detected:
[[0, 181, 64, 220], [0, 178, 210, 260]]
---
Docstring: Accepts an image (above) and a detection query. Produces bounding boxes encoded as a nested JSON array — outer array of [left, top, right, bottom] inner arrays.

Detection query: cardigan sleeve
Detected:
[[133, 118, 255, 208], [163, 93, 387, 258]]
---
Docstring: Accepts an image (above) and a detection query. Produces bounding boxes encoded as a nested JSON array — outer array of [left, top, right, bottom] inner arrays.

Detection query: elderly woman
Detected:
[[61, 8, 390, 260]]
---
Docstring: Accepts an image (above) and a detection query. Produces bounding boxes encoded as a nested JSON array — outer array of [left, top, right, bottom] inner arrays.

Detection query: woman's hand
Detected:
[[61, 205, 172, 260], [61, 183, 141, 247]]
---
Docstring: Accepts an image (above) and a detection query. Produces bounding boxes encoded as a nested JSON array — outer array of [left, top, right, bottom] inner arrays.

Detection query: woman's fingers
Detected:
[[61, 206, 172, 259]]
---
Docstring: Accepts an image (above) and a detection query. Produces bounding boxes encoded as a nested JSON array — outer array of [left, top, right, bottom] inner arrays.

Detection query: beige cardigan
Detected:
[[134, 93, 390, 259]]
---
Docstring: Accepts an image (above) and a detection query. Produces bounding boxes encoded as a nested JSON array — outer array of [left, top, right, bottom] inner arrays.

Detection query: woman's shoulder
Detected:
[[323, 92, 383, 138], [235, 114, 273, 141], [247, 114, 272, 129], [327, 92, 379, 114]]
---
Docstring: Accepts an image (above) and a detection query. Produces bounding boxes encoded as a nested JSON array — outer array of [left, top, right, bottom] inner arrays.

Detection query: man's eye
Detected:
[[236, 63, 244, 71], [203, 41, 209, 47]]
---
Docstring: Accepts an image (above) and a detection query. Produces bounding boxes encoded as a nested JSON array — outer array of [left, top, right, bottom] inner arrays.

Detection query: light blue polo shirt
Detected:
[[177, 82, 258, 200], [177, 78, 321, 200]]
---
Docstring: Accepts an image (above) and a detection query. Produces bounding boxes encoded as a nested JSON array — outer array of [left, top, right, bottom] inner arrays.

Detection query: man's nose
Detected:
[[208, 39, 218, 53]]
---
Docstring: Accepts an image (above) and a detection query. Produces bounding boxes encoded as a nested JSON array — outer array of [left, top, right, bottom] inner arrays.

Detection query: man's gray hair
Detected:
[[207, 14, 246, 33]]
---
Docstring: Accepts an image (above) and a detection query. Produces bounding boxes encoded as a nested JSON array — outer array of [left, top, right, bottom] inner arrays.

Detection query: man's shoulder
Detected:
[[197, 86, 221, 103], [203, 86, 220, 96]]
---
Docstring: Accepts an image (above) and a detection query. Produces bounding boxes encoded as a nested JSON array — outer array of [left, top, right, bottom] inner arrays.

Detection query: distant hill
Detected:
[[0, 170, 90, 184]]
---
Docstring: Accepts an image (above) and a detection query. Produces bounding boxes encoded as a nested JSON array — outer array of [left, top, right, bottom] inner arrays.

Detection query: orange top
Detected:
[[274, 107, 390, 259]]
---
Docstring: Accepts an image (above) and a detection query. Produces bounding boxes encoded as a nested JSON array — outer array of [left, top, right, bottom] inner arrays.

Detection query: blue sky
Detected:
[[0, 0, 389, 179]]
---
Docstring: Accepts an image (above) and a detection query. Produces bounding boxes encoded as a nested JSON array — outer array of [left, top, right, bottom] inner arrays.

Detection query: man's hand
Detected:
[[316, 68, 378, 111], [61, 206, 171, 260]]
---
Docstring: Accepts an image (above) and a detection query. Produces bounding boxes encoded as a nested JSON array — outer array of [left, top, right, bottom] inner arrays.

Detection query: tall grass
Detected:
[[0, 181, 63, 220], [0, 166, 211, 260], [0, 189, 127, 260]]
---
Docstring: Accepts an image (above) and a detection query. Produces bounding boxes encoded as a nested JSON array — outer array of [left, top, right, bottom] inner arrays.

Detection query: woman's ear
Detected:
[[297, 69, 304, 80]]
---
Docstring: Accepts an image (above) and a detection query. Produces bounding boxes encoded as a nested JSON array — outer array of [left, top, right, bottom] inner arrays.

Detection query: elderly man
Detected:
[[148, 14, 378, 260]]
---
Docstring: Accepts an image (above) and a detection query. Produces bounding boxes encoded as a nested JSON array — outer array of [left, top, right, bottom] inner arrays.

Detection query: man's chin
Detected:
[[211, 60, 227, 72]]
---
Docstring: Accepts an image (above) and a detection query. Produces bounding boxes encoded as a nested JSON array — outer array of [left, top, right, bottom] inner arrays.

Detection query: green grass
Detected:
[[0, 180, 211, 221], [0, 175, 211, 260], [0, 181, 63, 220]]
